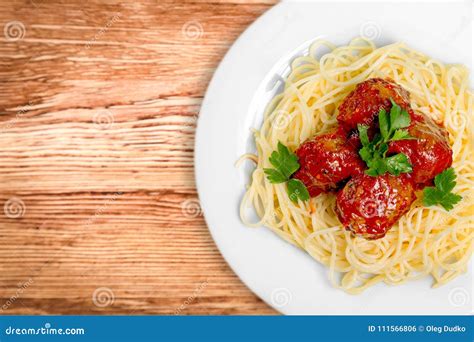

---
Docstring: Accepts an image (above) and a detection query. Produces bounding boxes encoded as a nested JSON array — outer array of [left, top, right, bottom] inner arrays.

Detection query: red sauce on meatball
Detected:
[[335, 173, 416, 239], [337, 78, 411, 132], [388, 112, 452, 186], [293, 128, 364, 196]]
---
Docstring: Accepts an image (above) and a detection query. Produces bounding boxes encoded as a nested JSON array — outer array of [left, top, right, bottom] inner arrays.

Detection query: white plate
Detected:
[[195, 0, 473, 315]]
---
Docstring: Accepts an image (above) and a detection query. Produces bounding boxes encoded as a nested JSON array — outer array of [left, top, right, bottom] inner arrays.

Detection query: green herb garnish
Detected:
[[357, 99, 414, 176], [287, 179, 310, 203], [423, 168, 462, 211], [264, 142, 309, 203], [264, 142, 300, 181]]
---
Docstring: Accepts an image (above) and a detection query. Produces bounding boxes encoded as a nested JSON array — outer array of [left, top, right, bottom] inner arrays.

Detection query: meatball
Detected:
[[388, 113, 452, 185], [292, 128, 365, 197], [335, 173, 416, 239], [337, 78, 411, 132]]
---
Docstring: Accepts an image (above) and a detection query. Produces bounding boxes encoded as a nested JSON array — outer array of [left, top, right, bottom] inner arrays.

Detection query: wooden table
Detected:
[[0, 0, 277, 315]]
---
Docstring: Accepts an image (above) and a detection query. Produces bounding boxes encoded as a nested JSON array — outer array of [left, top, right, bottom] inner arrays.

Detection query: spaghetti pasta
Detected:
[[240, 38, 474, 294]]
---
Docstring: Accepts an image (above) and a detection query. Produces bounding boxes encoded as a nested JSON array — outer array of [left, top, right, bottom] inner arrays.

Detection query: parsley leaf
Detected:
[[423, 187, 442, 207], [378, 109, 389, 140], [264, 142, 310, 203], [365, 157, 388, 176], [389, 99, 411, 131], [263, 168, 287, 184], [268, 142, 300, 179], [358, 124, 370, 146], [385, 153, 413, 176], [357, 100, 414, 177], [391, 129, 412, 141], [358, 145, 373, 165], [440, 193, 463, 211], [287, 179, 310, 203], [434, 167, 456, 193], [423, 168, 462, 211]]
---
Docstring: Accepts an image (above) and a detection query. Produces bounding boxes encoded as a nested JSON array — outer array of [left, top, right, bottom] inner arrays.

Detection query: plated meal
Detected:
[[240, 38, 473, 294]]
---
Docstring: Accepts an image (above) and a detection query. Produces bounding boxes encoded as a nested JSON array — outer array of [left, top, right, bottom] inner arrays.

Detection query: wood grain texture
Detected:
[[0, 0, 278, 314]]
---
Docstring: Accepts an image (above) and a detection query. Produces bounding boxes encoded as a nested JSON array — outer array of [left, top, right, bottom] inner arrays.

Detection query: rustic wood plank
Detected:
[[0, 0, 278, 314]]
